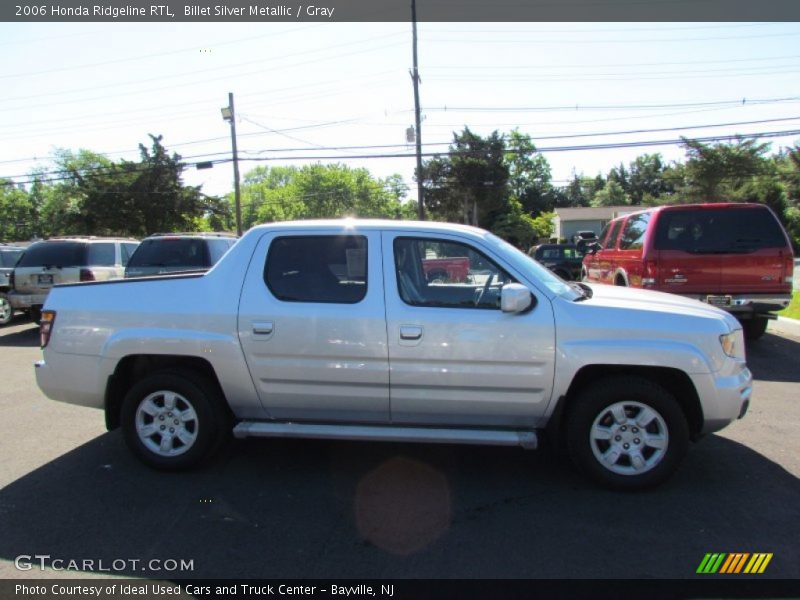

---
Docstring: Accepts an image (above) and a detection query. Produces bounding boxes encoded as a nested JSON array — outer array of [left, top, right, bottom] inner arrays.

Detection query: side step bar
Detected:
[[233, 421, 538, 450]]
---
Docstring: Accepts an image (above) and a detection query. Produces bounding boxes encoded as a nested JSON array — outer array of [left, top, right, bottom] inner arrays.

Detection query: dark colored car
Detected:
[[0, 244, 25, 326], [529, 243, 584, 281], [125, 233, 237, 278], [581, 203, 794, 340]]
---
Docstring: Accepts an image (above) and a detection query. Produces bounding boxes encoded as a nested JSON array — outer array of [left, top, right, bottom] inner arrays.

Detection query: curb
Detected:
[[769, 316, 800, 339]]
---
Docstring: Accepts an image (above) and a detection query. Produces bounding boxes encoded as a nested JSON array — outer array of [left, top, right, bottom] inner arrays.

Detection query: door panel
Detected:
[[238, 230, 389, 423], [383, 233, 556, 428]]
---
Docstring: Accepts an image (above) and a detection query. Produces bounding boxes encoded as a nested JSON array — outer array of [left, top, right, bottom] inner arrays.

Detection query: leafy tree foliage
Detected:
[[0, 180, 35, 241], [234, 163, 413, 230], [421, 128, 509, 228]]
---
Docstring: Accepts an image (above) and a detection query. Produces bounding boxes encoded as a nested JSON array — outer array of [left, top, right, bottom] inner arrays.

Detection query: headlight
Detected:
[[719, 332, 736, 357]]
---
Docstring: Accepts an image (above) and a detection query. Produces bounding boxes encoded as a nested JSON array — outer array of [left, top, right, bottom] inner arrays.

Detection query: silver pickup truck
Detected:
[[35, 220, 752, 489]]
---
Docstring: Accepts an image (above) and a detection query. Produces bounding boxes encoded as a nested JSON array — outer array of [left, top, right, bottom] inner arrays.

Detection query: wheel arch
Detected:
[[105, 354, 229, 431], [547, 364, 704, 447]]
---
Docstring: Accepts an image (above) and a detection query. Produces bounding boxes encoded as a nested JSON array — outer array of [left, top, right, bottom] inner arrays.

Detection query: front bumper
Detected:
[[693, 362, 753, 435]]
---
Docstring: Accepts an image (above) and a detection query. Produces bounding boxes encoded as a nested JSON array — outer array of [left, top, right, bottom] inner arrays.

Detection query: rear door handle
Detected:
[[252, 321, 274, 336], [400, 325, 423, 340]]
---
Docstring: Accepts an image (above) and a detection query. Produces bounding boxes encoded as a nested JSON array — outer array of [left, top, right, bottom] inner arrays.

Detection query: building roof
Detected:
[[554, 206, 640, 220]]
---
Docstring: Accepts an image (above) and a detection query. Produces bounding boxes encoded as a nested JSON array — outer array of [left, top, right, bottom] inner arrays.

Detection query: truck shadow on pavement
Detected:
[[747, 333, 800, 383], [0, 323, 38, 348], [0, 432, 798, 579]]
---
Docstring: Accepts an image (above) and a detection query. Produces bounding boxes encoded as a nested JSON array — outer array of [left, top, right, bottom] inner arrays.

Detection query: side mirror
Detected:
[[501, 283, 535, 313], [588, 241, 601, 255]]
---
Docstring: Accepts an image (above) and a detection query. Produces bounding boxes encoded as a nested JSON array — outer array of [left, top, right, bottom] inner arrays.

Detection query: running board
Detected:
[[233, 421, 538, 450]]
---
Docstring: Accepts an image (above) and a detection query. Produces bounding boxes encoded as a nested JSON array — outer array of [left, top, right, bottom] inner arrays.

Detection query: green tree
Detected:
[[233, 164, 411, 227], [421, 127, 509, 228], [505, 129, 554, 214], [591, 179, 629, 207], [680, 136, 771, 203], [0, 180, 34, 241]]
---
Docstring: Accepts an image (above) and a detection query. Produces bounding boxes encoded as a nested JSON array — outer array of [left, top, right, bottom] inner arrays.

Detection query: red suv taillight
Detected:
[[642, 259, 658, 288], [40, 310, 56, 348], [784, 254, 795, 286], [79, 268, 95, 282]]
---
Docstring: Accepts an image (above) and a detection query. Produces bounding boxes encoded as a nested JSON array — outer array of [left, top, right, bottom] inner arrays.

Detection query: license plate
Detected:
[[38, 274, 54, 285], [706, 295, 732, 307]]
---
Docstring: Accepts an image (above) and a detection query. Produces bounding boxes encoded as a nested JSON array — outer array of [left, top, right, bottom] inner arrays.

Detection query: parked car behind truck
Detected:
[[581, 203, 794, 340], [35, 220, 752, 490], [9, 236, 139, 322], [0, 244, 25, 326]]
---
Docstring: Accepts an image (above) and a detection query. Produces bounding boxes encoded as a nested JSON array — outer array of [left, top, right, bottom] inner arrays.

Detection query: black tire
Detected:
[[0, 292, 12, 326], [742, 317, 768, 341], [29, 306, 42, 325], [121, 369, 229, 470], [566, 376, 689, 490]]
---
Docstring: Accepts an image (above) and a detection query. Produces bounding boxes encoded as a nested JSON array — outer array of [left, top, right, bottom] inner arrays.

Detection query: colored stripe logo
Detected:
[[696, 553, 773, 574]]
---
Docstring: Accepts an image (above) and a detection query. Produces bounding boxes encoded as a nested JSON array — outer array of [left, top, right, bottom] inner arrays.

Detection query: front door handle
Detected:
[[400, 325, 423, 340], [252, 321, 274, 336]]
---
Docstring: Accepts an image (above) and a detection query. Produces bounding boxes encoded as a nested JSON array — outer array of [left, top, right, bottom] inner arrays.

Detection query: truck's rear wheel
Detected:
[[121, 370, 227, 470], [566, 377, 689, 490]]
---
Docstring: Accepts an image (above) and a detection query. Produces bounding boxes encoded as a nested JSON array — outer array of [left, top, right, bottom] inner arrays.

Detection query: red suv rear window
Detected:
[[654, 206, 786, 253]]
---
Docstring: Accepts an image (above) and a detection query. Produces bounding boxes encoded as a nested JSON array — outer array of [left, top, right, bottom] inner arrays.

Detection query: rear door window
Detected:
[[265, 235, 367, 304]]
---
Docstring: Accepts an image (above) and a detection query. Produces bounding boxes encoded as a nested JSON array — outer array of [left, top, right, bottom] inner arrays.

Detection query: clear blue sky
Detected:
[[1, 21, 799, 201]]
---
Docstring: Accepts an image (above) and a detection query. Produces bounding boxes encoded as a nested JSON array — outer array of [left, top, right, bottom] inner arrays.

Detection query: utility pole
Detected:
[[221, 92, 242, 236], [411, 0, 424, 220]]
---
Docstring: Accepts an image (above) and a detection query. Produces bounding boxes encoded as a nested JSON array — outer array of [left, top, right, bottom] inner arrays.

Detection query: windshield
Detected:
[[484, 233, 581, 300]]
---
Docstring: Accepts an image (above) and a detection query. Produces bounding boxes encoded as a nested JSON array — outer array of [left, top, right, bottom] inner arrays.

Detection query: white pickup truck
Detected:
[[35, 220, 752, 489]]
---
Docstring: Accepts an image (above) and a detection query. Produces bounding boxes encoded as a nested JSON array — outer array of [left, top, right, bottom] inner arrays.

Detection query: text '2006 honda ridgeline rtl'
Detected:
[[35, 220, 752, 489]]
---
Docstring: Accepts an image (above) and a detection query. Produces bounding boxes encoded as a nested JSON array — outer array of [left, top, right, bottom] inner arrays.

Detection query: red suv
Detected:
[[582, 203, 794, 340]]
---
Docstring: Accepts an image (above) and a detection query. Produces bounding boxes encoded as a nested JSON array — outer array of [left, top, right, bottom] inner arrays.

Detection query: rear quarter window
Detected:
[[86, 243, 116, 266]]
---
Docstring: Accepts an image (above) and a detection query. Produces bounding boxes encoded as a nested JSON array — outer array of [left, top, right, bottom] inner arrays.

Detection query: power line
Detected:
[[7, 127, 797, 188], [422, 97, 800, 113]]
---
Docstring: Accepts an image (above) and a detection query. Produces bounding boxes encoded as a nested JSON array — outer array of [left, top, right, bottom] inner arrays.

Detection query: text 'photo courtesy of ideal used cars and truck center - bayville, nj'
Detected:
[[2, 1, 800, 597]]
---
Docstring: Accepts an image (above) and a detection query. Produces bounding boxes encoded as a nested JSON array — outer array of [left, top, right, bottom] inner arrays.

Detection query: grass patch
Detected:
[[778, 290, 800, 320]]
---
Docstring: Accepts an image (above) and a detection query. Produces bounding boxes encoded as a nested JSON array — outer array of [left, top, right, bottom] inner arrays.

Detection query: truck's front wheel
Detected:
[[566, 377, 689, 490], [121, 370, 227, 470]]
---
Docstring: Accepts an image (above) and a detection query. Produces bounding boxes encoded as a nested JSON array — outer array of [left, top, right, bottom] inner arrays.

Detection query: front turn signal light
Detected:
[[719, 332, 736, 358]]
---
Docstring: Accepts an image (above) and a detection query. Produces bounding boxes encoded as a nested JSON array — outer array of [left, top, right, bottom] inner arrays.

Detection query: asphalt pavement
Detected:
[[0, 317, 799, 581]]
